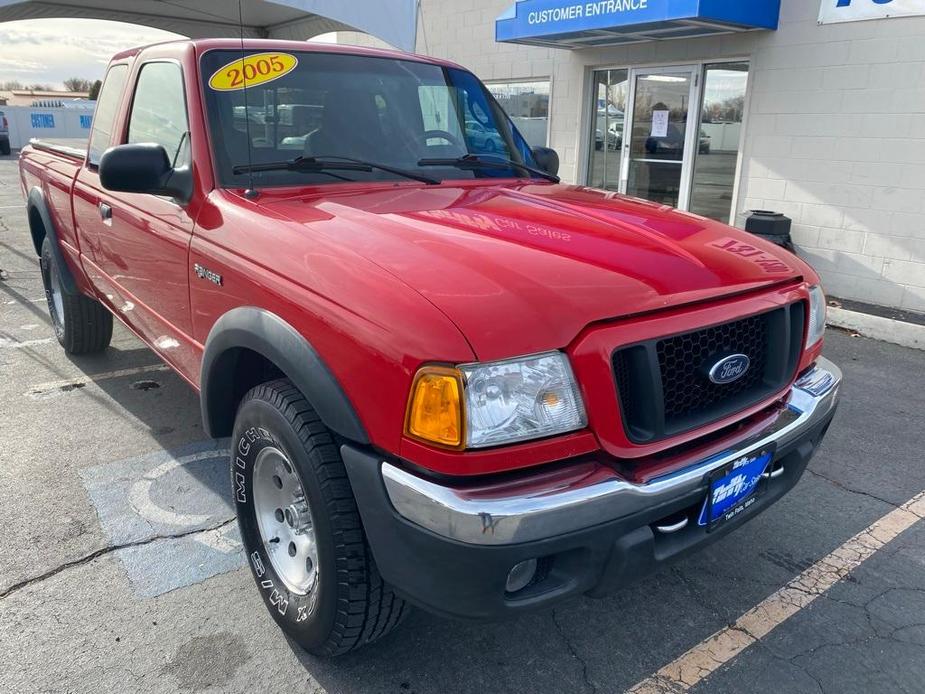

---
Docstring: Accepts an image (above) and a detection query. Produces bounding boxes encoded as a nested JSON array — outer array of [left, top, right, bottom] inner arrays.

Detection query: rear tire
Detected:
[[0, 139, 10, 156], [232, 379, 406, 656], [40, 236, 113, 354]]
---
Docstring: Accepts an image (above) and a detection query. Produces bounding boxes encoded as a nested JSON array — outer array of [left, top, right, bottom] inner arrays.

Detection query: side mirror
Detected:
[[99, 144, 192, 203], [531, 146, 560, 177]]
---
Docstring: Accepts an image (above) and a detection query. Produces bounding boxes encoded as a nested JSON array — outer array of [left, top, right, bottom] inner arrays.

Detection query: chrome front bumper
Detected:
[[382, 357, 842, 546]]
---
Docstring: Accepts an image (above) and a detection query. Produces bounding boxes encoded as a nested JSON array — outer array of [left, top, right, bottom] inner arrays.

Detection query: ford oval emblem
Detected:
[[708, 354, 751, 385]]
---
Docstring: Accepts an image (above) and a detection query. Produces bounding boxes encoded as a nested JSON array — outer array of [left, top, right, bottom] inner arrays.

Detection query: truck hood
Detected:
[[261, 183, 807, 360]]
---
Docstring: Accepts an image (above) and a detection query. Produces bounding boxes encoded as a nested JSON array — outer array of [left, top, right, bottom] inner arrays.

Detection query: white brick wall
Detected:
[[335, 0, 925, 313], [736, 3, 925, 312]]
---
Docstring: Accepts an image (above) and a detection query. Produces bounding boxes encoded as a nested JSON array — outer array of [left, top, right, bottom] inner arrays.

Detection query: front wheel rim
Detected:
[[252, 446, 319, 596]]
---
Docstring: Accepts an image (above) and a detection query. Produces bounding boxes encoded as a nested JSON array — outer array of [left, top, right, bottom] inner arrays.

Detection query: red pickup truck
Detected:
[[19, 39, 841, 656]]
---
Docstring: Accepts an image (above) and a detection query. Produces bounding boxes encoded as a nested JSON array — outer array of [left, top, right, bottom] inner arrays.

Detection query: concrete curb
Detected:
[[827, 306, 925, 352]]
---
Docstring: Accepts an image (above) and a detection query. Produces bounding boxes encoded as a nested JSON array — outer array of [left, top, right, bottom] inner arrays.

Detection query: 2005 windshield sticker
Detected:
[[208, 52, 298, 91]]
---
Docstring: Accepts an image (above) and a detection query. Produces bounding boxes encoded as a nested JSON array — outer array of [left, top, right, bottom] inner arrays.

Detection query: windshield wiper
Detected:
[[417, 154, 560, 183], [233, 155, 439, 185]]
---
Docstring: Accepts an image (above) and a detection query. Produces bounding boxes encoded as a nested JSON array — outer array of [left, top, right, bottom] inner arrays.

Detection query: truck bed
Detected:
[[29, 138, 87, 161]]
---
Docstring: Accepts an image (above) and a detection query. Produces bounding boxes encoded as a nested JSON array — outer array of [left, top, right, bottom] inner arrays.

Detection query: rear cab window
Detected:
[[87, 64, 129, 166]]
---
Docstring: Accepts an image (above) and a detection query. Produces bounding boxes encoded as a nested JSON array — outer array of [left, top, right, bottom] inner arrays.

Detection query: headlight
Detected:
[[461, 352, 587, 448], [807, 285, 826, 348], [405, 352, 587, 450]]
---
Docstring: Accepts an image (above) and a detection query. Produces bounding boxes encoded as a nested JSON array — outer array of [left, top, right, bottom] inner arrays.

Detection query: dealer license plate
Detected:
[[698, 448, 774, 530]]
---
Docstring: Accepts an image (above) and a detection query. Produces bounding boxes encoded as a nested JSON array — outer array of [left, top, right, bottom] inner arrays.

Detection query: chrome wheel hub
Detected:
[[284, 502, 311, 533], [252, 447, 318, 596], [47, 259, 64, 330]]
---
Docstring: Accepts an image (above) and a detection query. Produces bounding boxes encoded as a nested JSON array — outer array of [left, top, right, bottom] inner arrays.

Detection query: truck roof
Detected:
[[111, 38, 464, 70]]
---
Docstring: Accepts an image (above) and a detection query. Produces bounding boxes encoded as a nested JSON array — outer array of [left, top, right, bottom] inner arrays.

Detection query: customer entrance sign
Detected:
[[524, 0, 649, 26], [496, 0, 781, 48], [819, 0, 925, 23]]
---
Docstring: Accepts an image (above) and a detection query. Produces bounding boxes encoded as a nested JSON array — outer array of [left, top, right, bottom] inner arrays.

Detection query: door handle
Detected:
[[98, 202, 112, 221]]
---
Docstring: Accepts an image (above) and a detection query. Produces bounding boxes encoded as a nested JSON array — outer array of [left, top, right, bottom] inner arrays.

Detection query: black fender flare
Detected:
[[200, 306, 369, 444], [27, 186, 79, 295]]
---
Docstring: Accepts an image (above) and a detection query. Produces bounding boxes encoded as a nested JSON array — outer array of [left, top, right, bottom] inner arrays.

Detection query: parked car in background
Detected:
[[464, 119, 505, 153], [0, 111, 10, 155], [642, 127, 712, 158], [597, 100, 622, 118], [20, 38, 840, 658]]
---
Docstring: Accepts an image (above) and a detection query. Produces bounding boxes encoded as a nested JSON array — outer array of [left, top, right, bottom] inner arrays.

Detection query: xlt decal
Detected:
[[193, 263, 223, 286], [709, 238, 791, 274]]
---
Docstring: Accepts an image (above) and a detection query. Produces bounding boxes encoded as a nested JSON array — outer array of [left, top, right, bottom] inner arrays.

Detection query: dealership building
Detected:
[[342, 0, 925, 314]]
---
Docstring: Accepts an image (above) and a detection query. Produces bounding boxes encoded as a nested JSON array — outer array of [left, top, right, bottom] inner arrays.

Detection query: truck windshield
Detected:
[[200, 49, 541, 188]]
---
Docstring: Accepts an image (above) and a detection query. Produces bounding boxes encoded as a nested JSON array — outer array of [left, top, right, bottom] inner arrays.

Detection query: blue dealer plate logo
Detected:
[[699, 451, 772, 527]]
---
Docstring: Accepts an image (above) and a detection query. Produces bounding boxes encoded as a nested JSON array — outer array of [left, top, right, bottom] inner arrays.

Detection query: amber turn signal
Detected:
[[405, 366, 465, 449]]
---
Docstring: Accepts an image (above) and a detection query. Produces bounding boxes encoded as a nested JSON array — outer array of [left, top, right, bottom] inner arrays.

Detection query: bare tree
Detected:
[[88, 79, 103, 101], [1, 80, 24, 90], [63, 77, 92, 93]]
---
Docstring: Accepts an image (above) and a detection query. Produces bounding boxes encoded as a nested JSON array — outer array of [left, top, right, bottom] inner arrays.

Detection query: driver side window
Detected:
[[128, 62, 190, 168]]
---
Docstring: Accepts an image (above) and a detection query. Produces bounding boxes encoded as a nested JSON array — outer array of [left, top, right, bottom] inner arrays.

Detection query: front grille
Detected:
[[613, 303, 805, 444], [658, 313, 768, 423]]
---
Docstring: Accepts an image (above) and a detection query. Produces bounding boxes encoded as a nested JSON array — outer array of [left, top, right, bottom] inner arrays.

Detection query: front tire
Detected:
[[232, 379, 406, 656], [40, 237, 112, 354]]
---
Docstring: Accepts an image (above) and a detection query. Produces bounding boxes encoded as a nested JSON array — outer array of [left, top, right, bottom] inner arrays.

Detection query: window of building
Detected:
[[587, 69, 628, 191], [585, 62, 749, 222], [689, 62, 750, 222], [487, 79, 550, 148], [128, 62, 190, 168], [87, 64, 128, 166]]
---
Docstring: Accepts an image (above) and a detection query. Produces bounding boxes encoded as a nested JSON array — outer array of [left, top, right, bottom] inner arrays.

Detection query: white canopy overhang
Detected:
[[0, 0, 418, 51]]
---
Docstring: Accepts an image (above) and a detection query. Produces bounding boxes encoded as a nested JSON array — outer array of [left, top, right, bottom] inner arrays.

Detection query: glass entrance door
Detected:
[[587, 69, 629, 191], [621, 66, 700, 210]]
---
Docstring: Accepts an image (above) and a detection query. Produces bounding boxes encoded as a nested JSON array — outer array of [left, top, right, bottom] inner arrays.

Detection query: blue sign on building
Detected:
[[80, 115, 93, 129], [30, 113, 56, 129], [820, 0, 925, 24], [496, 0, 782, 47]]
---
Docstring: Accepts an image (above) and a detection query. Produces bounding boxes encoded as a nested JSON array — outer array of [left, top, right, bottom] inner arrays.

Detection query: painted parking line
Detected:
[[628, 490, 925, 694], [0, 336, 54, 349], [3, 298, 45, 305], [27, 363, 170, 397], [80, 439, 244, 598]]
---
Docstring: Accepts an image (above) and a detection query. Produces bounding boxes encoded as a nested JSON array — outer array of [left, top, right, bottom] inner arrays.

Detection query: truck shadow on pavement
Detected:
[[280, 554, 771, 694], [0, 272, 52, 326]]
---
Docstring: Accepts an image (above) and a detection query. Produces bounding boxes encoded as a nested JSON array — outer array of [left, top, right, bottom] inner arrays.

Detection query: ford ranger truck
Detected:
[[18, 40, 841, 656]]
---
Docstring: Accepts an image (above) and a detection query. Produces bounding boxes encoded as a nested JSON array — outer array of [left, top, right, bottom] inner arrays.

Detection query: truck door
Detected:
[[73, 62, 129, 276], [76, 60, 198, 378]]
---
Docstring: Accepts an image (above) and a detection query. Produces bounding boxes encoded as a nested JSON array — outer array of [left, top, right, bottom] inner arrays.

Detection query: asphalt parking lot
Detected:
[[1, 151, 924, 694]]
